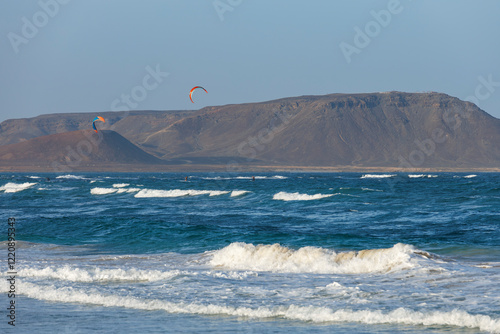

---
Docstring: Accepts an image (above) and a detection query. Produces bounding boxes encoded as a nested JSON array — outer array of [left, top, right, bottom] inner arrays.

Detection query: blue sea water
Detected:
[[1, 172, 499, 333]]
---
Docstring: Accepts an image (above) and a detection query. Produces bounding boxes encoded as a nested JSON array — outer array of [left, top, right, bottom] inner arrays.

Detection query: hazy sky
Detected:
[[1, 0, 499, 123]]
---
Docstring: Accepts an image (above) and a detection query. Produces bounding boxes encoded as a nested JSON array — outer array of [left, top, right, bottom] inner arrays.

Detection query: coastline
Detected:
[[1, 163, 498, 173]]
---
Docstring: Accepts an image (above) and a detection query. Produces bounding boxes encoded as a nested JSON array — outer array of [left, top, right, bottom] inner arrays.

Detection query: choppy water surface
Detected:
[[1, 172, 499, 333]]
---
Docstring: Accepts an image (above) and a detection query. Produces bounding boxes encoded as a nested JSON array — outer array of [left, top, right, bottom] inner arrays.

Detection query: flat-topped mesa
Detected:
[[1, 92, 499, 169], [141, 92, 499, 168]]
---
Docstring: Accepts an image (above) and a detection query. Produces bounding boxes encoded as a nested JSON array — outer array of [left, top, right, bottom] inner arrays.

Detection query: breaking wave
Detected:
[[230, 190, 250, 197], [273, 192, 333, 201], [90, 187, 141, 195], [55, 174, 86, 180], [135, 189, 230, 198], [0, 182, 37, 193], [210, 242, 427, 274]]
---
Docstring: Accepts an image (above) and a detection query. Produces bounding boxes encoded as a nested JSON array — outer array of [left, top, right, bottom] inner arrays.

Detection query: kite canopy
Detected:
[[189, 86, 207, 103], [92, 116, 105, 133]]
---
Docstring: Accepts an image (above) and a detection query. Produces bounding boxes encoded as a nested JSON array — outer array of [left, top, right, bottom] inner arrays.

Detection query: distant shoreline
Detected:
[[0, 164, 498, 173]]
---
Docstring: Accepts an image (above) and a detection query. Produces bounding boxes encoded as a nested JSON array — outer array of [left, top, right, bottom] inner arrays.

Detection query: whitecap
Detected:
[[91, 187, 141, 195], [361, 174, 396, 179], [273, 191, 333, 201], [55, 174, 86, 180], [230, 190, 250, 197], [135, 189, 230, 198], [90, 187, 118, 195], [409, 174, 438, 178], [0, 182, 37, 193]]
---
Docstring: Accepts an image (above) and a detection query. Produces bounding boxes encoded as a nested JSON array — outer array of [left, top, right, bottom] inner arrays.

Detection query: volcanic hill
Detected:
[[0, 130, 163, 170]]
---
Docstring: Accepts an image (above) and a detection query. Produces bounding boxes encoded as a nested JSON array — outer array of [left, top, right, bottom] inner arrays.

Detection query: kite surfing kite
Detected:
[[92, 116, 105, 133], [189, 86, 207, 103]]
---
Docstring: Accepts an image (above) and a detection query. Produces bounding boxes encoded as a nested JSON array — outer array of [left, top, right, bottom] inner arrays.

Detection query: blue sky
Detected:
[[1, 0, 499, 123]]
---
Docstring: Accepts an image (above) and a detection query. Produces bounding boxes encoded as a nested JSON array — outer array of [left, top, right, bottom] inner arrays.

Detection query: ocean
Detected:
[[1, 172, 499, 333]]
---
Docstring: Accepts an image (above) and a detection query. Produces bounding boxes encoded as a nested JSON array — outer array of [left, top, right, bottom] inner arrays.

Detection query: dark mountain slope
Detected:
[[0, 130, 163, 168]]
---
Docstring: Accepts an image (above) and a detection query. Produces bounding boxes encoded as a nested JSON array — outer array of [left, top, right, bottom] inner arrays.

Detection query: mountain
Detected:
[[0, 130, 164, 171], [131, 92, 500, 168], [1, 92, 499, 170]]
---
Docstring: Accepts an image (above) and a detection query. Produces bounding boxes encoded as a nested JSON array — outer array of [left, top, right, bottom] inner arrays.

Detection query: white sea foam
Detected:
[[91, 187, 141, 195], [273, 192, 333, 201], [135, 189, 230, 198], [361, 187, 383, 192], [28, 176, 41, 179], [408, 174, 438, 178], [19, 266, 182, 283], [230, 190, 250, 197], [56, 174, 86, 180], [361, 174, 396, 179], [209, 270, 258, 280], [16, 282, 500, 332], [203, 175, 288, 180], [454, 174, 478, 179], [90, 187, 118, 195], [113, 183, 130, 188], [210, 242, 422, 274], [0, 182, 37, 193]]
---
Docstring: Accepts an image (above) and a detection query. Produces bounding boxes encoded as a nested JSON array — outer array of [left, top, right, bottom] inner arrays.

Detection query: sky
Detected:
[[1, 0, 500, 123]]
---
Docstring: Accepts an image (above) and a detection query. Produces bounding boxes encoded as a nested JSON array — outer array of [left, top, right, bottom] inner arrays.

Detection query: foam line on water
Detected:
[[202, 175, 287, 180], [273, 192, 333, 201], [55, 174, 86, 180], [91, 187, 141, 195], [408, 174, 437, 178], [361, 174, 396, 179], [18, 266, 183, 283], [135, 189, 230, 198], [15, 282, 500, 332]]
